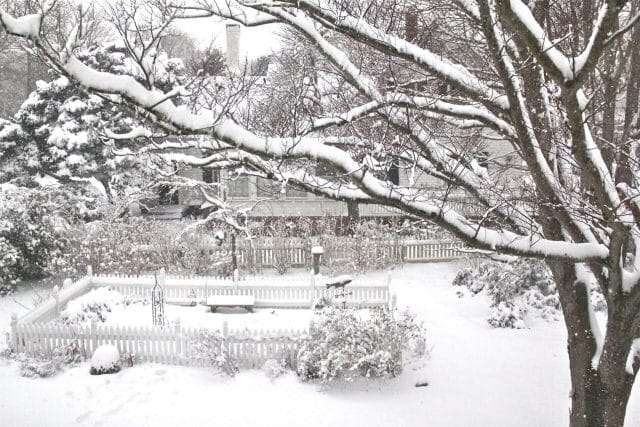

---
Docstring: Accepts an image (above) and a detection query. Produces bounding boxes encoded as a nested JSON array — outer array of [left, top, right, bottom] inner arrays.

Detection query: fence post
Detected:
[[222, 320, 229, 355], [233, 269, 239, 290], [10, 313, 18, 352], [311, 246, 323, 275], [390, 293, 397, 311], [53, 285, 60, 316], [309, 271, 316, 309], [91, 319, 98, 354], [158, 268, 166, 287], [87, 265, 93, 278], [231, 233, 238, 271], [174, 316, 182, 360], [222, 320, 228, 338]]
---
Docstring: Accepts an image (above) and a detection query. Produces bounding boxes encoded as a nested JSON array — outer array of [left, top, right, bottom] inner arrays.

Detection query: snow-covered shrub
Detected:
[[53, 218, 229, 278], [453, 258, 564, 328], [297, 307, 426, 385], [52, 339, 86, 365], [262, 358, 288, 379], [60, 287, 124, 325], [487, 302, 527, 329], [318, 235, 402, 275], [53, 218, 160, 278], [120, 351, 140, 368], [90, 344, 121, 375], [0, 186, 69, 295], [187, 329, 239, 377], [18, 340, 85, 378], [19, 357, 58, 378], [0, 236, 20, 296], [272, 238, 294, 275], [311, 296, 333, 310]]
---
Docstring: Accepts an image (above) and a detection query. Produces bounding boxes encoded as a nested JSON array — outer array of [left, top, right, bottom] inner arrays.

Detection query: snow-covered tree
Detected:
[[3, 0, 640, 425], [0, 183, 100, 294], [0, 42, 185, 200]]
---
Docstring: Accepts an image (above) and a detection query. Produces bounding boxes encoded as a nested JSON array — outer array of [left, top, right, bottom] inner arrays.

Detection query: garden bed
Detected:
[[75, 298, 315, 331]]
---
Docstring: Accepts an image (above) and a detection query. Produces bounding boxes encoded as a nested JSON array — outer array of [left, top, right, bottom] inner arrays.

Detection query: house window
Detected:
[[388, 162, 400, 185], [159, 185, 178, 205], [477, 151, 490, 169], [286, 185, 307, 198], [316, 162, 337, 179], [438, 81, 452, 95], [202, 168, 220, 184], [257, 177, 279, 197], [228, 175, 249, 197]]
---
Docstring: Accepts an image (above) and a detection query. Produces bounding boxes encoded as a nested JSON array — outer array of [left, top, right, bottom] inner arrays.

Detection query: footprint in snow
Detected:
[[104, 401, 125, 416], [74, 410, 92, 423]]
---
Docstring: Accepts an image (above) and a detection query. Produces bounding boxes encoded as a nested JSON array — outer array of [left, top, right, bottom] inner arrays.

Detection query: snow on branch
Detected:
[[0, 8, 43, 39], [172, 1, 279, 26], [479, 0, 600, 246], [312, 94, 517, 139], [500, 0, 575, 82], [273, 0, 510, 112], [501, 0, 622, 85]]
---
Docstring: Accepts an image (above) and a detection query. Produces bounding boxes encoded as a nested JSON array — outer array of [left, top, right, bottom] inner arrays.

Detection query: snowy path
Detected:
[[0, 262, 638, 426]]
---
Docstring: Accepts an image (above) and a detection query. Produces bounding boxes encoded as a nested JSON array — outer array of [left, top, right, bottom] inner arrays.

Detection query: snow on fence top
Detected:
[[16, 277, 92, 324]]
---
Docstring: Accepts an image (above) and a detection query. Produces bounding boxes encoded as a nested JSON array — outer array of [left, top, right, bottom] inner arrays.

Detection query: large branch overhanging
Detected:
[[0, 3, 612, 262]]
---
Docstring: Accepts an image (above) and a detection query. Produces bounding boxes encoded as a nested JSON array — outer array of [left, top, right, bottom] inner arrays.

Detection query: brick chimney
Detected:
[[226, 23, 240, 69]]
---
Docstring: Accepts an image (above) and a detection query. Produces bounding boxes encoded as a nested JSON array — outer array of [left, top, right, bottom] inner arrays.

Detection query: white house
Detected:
[[148, 25, 522, 220]]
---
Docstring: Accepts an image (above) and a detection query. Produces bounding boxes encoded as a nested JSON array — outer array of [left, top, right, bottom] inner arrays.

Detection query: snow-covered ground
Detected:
[[99, 303, 314, 331], [1, 262, 638, 427]]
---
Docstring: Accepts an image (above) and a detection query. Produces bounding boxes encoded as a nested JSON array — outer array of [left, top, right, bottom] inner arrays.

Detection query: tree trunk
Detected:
[[549, 260, 604, 426], [597, 310, 637, 427], [346, 200, 360, 234], [549, 260, 637, 427]]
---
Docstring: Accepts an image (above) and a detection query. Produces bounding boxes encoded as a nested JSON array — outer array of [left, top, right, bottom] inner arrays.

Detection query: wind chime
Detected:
[[152, 270, 166, 327]]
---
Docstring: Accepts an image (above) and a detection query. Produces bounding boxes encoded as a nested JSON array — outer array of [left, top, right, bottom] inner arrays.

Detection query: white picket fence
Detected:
[[230, 238, 464, 268], [9, 271, 392, 368], [12, 318, 307, 368], [402, 240, 463, 262], [91, 273, 391, 309]]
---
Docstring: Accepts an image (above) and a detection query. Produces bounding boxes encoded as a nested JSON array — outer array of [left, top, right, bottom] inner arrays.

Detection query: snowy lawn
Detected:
[[1, 261, 639, 427]]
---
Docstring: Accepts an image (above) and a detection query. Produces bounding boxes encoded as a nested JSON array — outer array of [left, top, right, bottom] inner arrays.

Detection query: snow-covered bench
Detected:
[[206, 295, 255, 313]]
